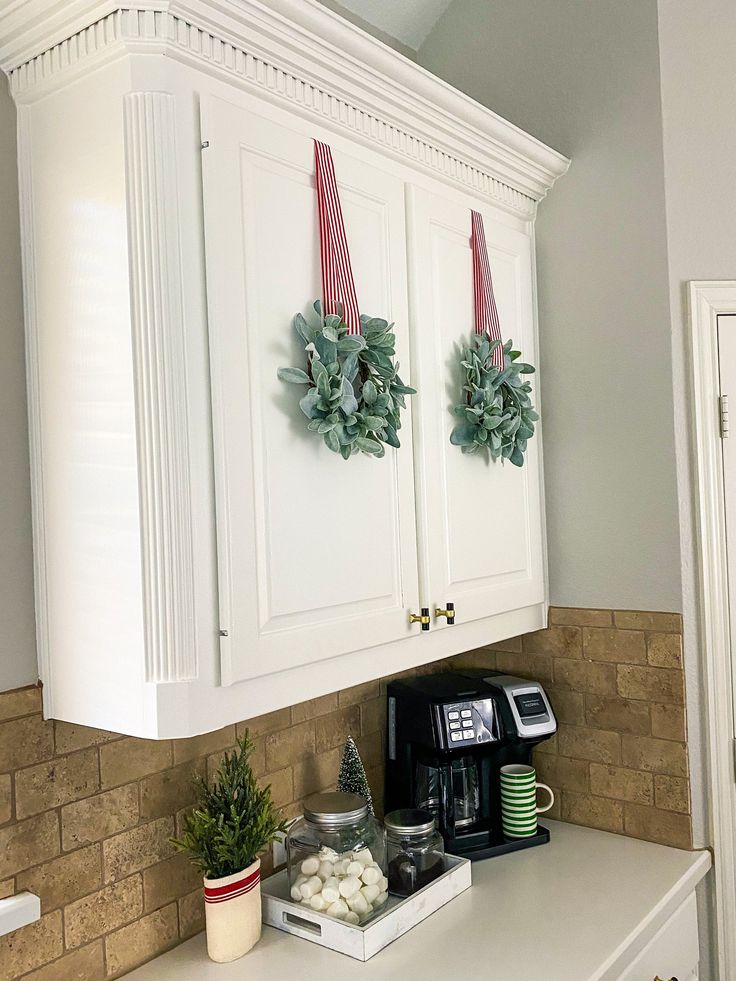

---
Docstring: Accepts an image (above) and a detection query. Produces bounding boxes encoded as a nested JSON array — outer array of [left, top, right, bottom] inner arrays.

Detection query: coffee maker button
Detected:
[[461, 709, 472, 718], [448, 711, 459, 720], [462, 730, 474, 740], [450, 731, 463, 742], [462, 719, 472, 728], [449, 722, 461, 730]]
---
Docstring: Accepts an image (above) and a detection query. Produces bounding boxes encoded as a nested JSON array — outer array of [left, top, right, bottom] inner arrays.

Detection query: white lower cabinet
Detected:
[[617, 893, 699, 981], [2, 0, 568, 736]]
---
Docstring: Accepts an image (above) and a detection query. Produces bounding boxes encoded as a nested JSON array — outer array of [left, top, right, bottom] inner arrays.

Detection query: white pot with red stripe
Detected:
[[203, 858, 262, 962]]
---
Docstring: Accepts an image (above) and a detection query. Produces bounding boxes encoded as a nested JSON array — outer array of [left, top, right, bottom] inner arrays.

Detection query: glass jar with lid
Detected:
[[385, 808, 445, 897], [286, 791, 387, 924]]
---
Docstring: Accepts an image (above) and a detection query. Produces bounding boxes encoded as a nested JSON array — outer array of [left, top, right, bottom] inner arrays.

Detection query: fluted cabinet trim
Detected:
[[123, 90, 197, 683]]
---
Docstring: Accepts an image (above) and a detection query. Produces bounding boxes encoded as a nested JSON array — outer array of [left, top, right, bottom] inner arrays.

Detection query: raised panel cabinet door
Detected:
[[407, 185, 545, 630], [201, 95, 420, 685]]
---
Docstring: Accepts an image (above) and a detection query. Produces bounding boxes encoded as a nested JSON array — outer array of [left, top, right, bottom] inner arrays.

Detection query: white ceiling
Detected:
[[334, 0, 454, 50]]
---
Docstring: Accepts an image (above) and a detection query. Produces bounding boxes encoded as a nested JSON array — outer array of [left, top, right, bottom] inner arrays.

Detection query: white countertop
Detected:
[[127, 821, 710, 981]]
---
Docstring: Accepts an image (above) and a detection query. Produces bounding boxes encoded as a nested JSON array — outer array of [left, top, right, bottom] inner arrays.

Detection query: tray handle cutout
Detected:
[[283, 911, 322, 936]]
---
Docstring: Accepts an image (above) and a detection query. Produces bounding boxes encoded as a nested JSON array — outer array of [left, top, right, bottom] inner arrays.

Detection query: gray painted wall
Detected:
[[419, 0, 682, 613], [0, 72, 37, 692]]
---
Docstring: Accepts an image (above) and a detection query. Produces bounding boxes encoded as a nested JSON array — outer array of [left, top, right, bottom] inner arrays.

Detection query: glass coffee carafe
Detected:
[[415, 756, 481, 832]]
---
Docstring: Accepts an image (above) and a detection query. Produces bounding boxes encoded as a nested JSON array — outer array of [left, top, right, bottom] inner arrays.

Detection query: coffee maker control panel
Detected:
[[441, 698, 500, 747]]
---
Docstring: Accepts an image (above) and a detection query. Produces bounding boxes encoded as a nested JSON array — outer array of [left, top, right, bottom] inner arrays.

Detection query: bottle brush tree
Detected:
[[337, 735, 374, 814], [171, 732, 287, 879]]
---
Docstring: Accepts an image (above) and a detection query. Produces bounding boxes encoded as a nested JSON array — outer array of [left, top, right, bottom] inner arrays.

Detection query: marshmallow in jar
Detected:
[[286, 791, 387, 924]]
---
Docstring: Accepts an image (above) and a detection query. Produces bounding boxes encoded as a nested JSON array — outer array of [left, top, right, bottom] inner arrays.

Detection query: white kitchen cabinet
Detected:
[[0, 0, 568, 737], [408, 186, 545, 630]]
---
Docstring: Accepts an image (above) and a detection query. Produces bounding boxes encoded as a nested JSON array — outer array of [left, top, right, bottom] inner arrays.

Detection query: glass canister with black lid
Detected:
[[286, 791, 387, 924], [385, 808, 445, 897]]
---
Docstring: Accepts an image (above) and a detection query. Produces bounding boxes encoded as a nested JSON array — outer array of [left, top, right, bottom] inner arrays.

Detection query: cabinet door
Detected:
[[407, 185, 546, 630], [202, 96, 420, 685]]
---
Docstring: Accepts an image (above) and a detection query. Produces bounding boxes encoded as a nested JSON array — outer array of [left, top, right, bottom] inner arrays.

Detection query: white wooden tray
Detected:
[[261, 854, 471, 961]]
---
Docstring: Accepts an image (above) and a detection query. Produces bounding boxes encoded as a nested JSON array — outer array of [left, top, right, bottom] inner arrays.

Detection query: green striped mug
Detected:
[[500, 764, 555, 838]]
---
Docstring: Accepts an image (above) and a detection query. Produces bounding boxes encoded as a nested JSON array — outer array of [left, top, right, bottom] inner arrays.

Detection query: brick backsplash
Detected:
[[0, 609, 690, 978]]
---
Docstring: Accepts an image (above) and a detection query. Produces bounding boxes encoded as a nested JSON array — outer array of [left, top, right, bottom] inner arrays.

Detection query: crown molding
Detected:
[[1, 0, 569, 208]]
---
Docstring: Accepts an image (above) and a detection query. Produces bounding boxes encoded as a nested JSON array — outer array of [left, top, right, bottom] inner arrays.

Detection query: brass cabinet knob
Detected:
[[409, 607, 431, 631], [653, 976, 678, 980], [435, 601, 455, 624]]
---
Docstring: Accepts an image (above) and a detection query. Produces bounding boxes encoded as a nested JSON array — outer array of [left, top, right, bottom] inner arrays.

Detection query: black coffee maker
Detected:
[[385, 670, 557, 860]]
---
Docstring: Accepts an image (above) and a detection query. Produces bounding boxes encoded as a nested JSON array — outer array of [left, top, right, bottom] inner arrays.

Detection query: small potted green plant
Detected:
[[171, 733, 286, 963]]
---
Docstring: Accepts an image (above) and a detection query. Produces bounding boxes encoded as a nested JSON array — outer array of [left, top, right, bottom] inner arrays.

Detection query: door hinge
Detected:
[[720, 394, 729, 438], [201, 140, 210, 150]]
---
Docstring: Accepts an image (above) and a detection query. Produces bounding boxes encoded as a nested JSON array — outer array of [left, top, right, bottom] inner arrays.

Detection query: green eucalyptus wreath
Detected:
[[450, 334, 538, 467], [278, 301, 415, 460]]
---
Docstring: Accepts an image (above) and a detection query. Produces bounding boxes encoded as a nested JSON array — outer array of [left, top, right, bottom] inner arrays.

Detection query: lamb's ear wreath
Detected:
[[449, 210, 538, 467], [278, 140, 414, 459]]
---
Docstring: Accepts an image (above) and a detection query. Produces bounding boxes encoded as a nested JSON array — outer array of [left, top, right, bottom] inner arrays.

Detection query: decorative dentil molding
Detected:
[[4, 2, 570, 218], [123, 91, 197, 684]]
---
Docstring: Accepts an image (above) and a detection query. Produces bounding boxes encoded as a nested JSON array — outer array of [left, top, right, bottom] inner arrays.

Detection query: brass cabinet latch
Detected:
[[435, 601, 455, 624], [409, 608, 431, 631]]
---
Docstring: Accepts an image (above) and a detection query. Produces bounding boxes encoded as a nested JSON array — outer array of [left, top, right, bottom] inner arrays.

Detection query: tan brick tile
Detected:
[[624, 802, 692, 848], [265, 720, 316, 771], [355, 730, 382, 770], [647, 632, 683, 669], [140, 760, 204, 821], [0, 880, 13, 900], [22, 940, 104, 981], [142, 852, 201, 912], [621, 734, 688, 777], [105, 903, 178, 976], [62, 785, 139, 851], [0, 686, 42, 722], [291, 693, 339, 723], [495, 650, 554, 685], [237, 707, 291, 739], [582, 627, 646, 664], [484, 635, 522, 653], [561, 791, 623, 833], [0, 715, 54, 773], [545, 688, 585, 726], [554, 659, 617, 695], [178, 887, 205, 940], [549, 608, 613, 628], [617, 664, 684, 704], [172, 725, 236, 765], [65, 875, 143, 949], [533, 754, 589, 793], [339, 681, 382, 706], [361, 696, 386, 735], [0, 911, 63, 981], [54, 722, 122, 754], [584, 694, 651, 735], [99, 737, 173, 790], [292, 745, 342, 800], [654, 775, 690, 814], [102, 817, 175, 883], [651, 703, 686, 741], [16, 843, 101, 912], [523, 625, 582, 658], [314, 706, 360, 755], [557, 725, 620, 764], [450, 648, 497, 671], [260, 766, 293, 808], [614, 611, 682, 632], [535, 732, 558, 755], [0, 811, 59, 879], [589, 763, 653, 805], [15, 747, 100, 819], [0, 774, 10, 825]]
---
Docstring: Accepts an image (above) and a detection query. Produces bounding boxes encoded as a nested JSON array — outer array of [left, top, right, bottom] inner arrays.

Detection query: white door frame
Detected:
[[689, 281, 736, 980]]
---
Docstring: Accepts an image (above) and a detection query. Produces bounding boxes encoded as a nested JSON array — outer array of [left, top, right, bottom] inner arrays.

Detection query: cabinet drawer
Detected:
[[618, 893, 698, 981]]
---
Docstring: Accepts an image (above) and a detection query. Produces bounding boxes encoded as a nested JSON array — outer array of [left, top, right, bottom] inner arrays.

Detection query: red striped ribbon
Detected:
[[314, 140, 361, 335], [471, 210, 504, 370], [204, 866, 260, 904]]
